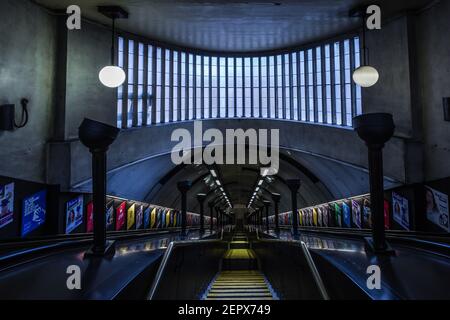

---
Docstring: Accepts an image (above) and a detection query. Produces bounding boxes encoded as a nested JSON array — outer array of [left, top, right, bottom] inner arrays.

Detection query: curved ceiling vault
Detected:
[[35, 0, 432, 52], [72, 145, 400, 216]]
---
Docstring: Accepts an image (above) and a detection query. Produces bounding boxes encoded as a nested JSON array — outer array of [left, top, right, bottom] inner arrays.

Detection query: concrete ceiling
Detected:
[[34, 0, 432, 52]]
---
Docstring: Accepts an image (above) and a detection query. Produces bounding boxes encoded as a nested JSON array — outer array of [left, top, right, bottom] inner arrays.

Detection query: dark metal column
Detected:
[[354, 113, 395, 254], [177, 181, 192, 237], [197, 193, 207, 235], [287, 179, 301, 239], [272, 193, 281, 235], [208, 201, 214, 233], [263, 200, 271, 233], [79, 119, 119, 256]]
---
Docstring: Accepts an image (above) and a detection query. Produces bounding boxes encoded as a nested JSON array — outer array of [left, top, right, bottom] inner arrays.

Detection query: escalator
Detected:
[[203, 233, 277, 300]]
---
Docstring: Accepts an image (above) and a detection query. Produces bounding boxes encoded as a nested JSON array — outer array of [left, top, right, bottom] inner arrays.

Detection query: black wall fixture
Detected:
[[443, 97, 450, 122], [0, 99, 29, 131]]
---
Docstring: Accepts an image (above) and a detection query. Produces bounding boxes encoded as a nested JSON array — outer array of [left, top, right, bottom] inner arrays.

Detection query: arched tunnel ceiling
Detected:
[[35, 0, 432, 52], [74, 146, 399, 215]]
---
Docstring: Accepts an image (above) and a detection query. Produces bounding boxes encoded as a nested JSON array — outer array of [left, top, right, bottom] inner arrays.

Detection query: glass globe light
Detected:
[[353, 66, 379, 88], [99, 66, 126, 88]]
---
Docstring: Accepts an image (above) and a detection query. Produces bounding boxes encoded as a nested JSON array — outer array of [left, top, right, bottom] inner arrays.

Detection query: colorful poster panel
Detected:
[[21, 190, 47, 237], [317, 207, 323, 227], [136, 205, 144, 229], [328, 204, 336, 227], [312, 208, 318, 226], [116, 201, 126, 231], [66, 196, 84, 234], [144, 206, 151, 229], [86, 202, 94, 233], [351, 200, 362, 229], [322, 206, 329, 227], [425, 186, 449, 232], [363, 198, 372, 229], [334, 203, 342, 227], [342, 202, 351, 228], [106, 202, 114, 231], [0, 183, 14, 230], [392, 192, 409, 230], [127, 204, 136, 230], [384, 200, 390, 230], [150, 207, 157, 228]]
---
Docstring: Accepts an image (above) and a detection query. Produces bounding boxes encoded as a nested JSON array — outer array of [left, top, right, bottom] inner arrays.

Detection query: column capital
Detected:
[[177, 180, 192, 193], [271, 193, 281, 203], [197, 193, 207, 203], [263, 200, 271, 208], [286, 179, 301, 192]]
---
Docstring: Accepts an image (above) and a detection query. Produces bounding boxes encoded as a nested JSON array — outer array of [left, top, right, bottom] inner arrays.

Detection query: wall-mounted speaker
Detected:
[[0, 104, 15, 131], [444, 98, 450, 122]]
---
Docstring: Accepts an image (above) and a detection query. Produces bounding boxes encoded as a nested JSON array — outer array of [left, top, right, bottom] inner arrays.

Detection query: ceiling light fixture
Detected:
[[352, 7, 379, 88], [98, 6, 128, 88]]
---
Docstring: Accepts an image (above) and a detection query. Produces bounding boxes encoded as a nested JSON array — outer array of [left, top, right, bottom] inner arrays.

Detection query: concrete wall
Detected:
[[65, 21, 116, 139], [0, 0, 56, 182], [415, 0, 450, 181]]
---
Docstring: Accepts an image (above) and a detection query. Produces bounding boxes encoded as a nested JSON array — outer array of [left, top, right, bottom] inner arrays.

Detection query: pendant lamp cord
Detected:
[[111, 17, 116, 65], [362, 14, 369, 65]]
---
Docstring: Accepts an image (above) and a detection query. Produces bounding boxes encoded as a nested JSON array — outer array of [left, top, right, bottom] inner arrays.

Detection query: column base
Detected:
[[84, 240, 116, 258], [364, 237, 396, 256]]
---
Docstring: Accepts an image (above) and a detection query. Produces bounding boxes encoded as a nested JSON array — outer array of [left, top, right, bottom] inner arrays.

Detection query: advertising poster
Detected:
[[392, 192, 409, 230], [363, 198, 372, 229], [384, 200, 390, 230], [116, 201, 126, 231], [317, 207, 323, 227], [342, 202, 351, 228], [144, 206, 151, 229], [312, 208, 318, 226], [322, 206, 329, 227], [156, 209, 162, 228], [425, 186, 449, 232], [106, 202, 114, 231], [86, 202, 94, 233], [21, 190, 47, 237], [328, 204, 336, 227], [0, 183, 14, 230], [173, 210, 178, 227], [168, 210, 173, 228], [299, 210, 303, 226], [351, 200, 362, 229], [150, 207, 157, 228], [127, 204, 136, 230], [334, 203, 342, 227], [66, 196, 84, 234], [136, 205, 144, 229]]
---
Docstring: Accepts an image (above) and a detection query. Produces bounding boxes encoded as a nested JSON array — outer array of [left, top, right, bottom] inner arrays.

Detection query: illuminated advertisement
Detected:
[[127, 204, 136, 230], [21, 190, 47, 237], [0, 183, 14, 230], [312, 208, 318, 226], [351, 200, 362, 229], [136, 205, 144, 229], [116, 201, 126, 231], [150, 207, 157, 228], [363, 198, 372, 229], [317, 207, 323, 227], [167, 210, 173, 227], [106, 202, 114, 231], [299, 210, 303, 226], [328, 204, 335, 227], [66, 196, 84, 234], [384, 200, 390, 230], [86, 202, 94, 233], [392, 192, 409, 230], [334, 203, 342, 227], [425, 186, 449, 232], [322, 206, 329, 227], [144, 206, 151, 229], [342, 202, 351, 228]]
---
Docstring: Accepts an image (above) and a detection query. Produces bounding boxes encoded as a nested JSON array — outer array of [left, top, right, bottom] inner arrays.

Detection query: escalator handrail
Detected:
[[255, 229, 330, 300], [147, 229, 224, 300]]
